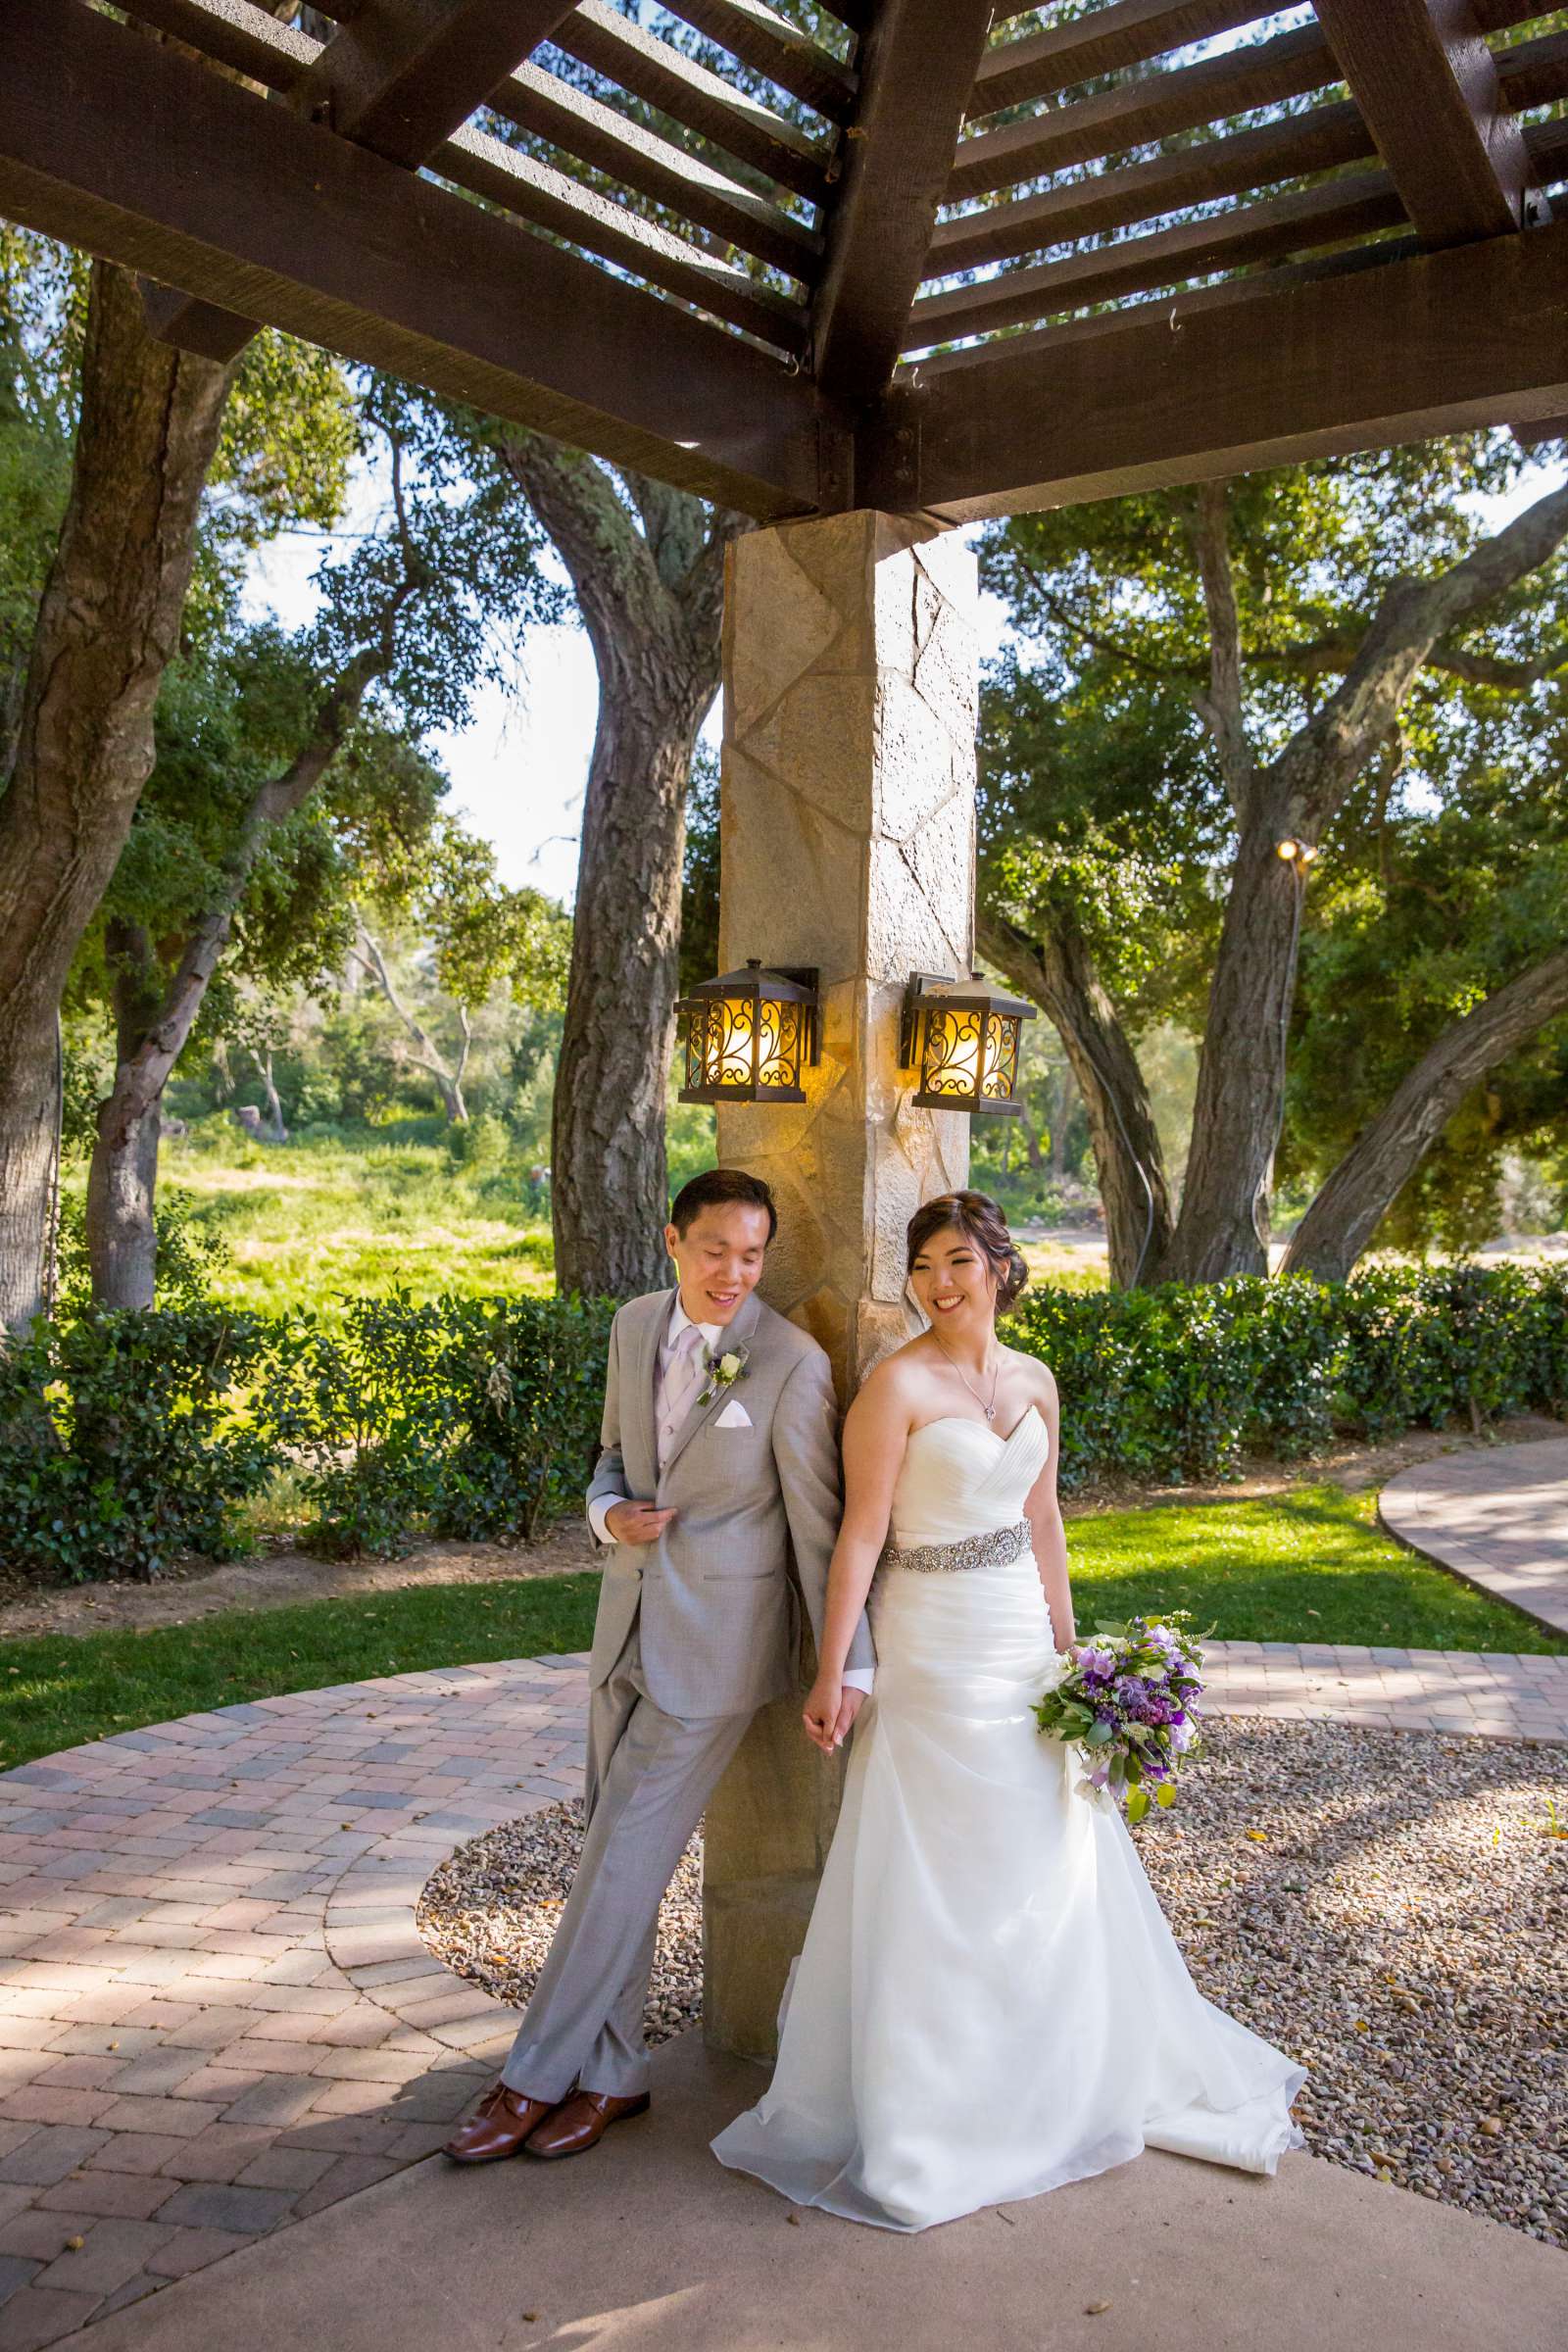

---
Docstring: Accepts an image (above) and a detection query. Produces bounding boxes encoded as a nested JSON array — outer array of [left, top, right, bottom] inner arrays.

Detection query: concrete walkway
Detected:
[[45, 2034, 1568, 2352], [0, 1631, 1562, 2349], [1381, 1435, 1568, 1638]]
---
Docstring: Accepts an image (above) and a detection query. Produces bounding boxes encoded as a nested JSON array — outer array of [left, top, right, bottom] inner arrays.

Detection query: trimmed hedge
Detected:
[[0, 1266, 1562, 1579], [1004, 1262, 1568, 1490], [0, 1292, 613, 1580], [259, 1293, 614, 1558], [0, 1305, 276, 1582]]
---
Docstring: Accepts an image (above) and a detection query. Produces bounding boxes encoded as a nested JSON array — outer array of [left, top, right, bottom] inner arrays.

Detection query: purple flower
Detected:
[[1076, 1644, 1114, 1680], [1169, 1717, 1197, 1753]]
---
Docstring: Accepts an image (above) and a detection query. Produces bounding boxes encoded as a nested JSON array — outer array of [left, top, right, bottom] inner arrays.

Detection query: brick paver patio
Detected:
[[1381, 1436, 1568, 1639], [0, 1635, 1562, 2347]]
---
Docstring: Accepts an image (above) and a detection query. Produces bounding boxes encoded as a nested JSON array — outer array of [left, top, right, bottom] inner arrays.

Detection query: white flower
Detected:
[[718, 1351, 743, 1381]]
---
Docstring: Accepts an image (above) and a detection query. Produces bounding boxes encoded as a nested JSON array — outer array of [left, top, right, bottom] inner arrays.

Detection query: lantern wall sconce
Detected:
[[675, 958, 822, 1105], [900, 970, 1036, 1117]]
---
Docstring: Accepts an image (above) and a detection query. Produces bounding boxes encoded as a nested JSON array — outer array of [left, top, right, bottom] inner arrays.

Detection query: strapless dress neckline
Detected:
[[907, 1403, 1042, 1448]]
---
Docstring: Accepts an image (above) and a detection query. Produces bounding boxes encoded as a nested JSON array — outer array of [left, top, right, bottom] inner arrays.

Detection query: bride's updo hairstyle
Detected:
[[906, 1191, 1029, 1323]]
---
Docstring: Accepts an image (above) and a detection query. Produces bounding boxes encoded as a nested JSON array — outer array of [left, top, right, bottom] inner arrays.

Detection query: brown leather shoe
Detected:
[[524, 2089, 651, 2160], [442, 2080, 562, 2164]]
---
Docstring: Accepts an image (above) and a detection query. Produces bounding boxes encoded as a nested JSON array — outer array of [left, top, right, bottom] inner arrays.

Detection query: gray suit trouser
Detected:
[[499, 1620, 754, 2102]]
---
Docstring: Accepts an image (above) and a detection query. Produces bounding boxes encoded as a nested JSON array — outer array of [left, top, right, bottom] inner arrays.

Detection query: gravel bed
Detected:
[[417, 1799, 704, 2049], [417, 1715, 1567, 2248]]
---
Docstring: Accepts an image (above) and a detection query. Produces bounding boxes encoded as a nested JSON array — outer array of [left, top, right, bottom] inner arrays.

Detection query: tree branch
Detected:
[[1276, 471, 1568, 833], [1026, 587, 1185, 685], [350, 911, 466, 1118], [1282, 944, 1568, 1282], [1188, 479, 1256, 817], [1247, 632, 1568, 690], [979, 902, 1174, 1289]]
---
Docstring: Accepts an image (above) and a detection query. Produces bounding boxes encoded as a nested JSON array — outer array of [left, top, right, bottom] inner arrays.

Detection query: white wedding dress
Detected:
[[710, 1405, 1306, 2232]]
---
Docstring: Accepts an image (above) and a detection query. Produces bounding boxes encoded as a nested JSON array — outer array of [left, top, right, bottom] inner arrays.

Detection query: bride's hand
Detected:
[[803, 1675, 844, 1755]]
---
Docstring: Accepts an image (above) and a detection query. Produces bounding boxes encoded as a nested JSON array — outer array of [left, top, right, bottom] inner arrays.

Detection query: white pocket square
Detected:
[[714, 1399, 753, 1429]]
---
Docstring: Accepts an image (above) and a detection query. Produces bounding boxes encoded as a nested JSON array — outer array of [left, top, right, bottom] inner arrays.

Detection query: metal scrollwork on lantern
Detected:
[[900, 971, 1035, 1117], [675, 959, 821, 1105]]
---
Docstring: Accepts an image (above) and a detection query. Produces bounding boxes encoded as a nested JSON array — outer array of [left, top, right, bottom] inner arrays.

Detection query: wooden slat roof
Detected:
[[3, 1, 1568, 520]]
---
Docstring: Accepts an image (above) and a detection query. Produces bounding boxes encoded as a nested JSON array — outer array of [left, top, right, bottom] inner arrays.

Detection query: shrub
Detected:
[[432, 1294, 616, 1543], [258, 1292, 457, 1559], [255, 1289, 614, 1557], [1004, 1263, 1568, 1490], [0, 1306, 276, 1580], [3, 1261, 1560, 1580]]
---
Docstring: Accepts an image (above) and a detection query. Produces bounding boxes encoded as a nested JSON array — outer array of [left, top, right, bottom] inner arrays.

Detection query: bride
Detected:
[[711, 1189, 1306, 2233]]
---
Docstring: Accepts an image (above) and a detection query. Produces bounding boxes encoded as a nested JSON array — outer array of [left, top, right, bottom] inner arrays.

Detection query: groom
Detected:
[[443, 1167, 876, 2165]]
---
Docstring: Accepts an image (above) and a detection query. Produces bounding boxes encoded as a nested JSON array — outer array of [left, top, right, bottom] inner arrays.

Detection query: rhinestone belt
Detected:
[[879, 1520, 1033, 1576]]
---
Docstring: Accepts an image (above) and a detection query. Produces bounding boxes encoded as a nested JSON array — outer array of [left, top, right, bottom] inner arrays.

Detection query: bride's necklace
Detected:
[[933, 1334, 1001, 1422]]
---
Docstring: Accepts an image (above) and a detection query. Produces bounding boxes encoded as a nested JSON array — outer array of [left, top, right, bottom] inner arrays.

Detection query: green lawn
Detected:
[[0, 1575, 600, 1774], [103, 1116, 558, 1315], [1066, 1484, 1568, 1654], [0, 1487, 1560, 1774]]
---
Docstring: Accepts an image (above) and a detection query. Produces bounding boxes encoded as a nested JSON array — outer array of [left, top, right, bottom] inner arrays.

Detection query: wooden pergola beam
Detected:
[[659, 0, 858, 126], [930, 24, 1568, 277], [908, 169, 1406, 350], [873, 213, 1568, 520], [142, 0, 578, 364], [1312, 0, 1542, 245], [296, 0, 578, 168], [0, 0, 825, 519], [808, 0, 994, 404], [553, 0, 830, 204], [971, 0, 1270, 118], [950, 19, 1335, 202]]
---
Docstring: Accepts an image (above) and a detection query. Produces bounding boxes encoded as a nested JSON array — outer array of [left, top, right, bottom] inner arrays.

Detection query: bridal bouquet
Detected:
[[1034, 1612, 1205, 1823]]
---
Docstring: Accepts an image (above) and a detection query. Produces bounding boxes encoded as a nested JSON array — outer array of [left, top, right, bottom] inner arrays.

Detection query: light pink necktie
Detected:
[[657, 1324, 707, 1470]]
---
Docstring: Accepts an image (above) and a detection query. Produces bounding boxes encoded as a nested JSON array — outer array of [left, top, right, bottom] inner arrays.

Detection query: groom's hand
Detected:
[[604, 1500, 676, 1544]]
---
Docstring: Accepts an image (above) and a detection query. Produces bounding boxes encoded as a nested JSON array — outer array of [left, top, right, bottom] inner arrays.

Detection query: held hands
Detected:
[[604, 1499, 676, 1544], [804, 1677, 865, 1756]]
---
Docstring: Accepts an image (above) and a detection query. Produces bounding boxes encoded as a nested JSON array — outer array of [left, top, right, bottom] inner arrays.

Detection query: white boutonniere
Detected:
[[696, 1342, 750, 1409]]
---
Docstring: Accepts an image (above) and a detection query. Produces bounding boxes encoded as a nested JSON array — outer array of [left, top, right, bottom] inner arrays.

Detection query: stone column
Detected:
[[703, 511, 979, 2058]]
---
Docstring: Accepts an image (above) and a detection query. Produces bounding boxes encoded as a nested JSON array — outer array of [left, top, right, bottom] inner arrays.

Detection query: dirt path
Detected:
[[2, 1415, 1560, 1642]]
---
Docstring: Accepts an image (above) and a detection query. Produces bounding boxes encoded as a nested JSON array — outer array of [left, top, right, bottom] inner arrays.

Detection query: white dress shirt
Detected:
[[589, 1290, 873, 1694]]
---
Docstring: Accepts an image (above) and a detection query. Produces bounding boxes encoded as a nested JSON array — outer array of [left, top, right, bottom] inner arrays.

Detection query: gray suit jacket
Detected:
[[585, 1287, 876, 1718]]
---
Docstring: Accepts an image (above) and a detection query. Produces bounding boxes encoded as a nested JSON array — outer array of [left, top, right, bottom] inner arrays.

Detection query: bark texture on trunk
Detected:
[[497, 437, 736, 1298], [1155, 818, 1305, 1281], [980, 907, 1174, 1288], [0, 263, 231, 1333], [86, 922, 164, 1311], [1282, 948, 1568, 1282]]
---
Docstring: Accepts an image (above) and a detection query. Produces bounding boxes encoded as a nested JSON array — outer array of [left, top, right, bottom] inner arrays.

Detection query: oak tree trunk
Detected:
[[1156, 474, 1568, 1285], [255, 1050, 288, 1146], [351, 918, 470, 1124], [496, 438, 733, 1299], [980, 907, 1174, 1288], [86, 921, 165, 1310], [1152, 811, 1304, 1283], [0, 264, 231, 1333]]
